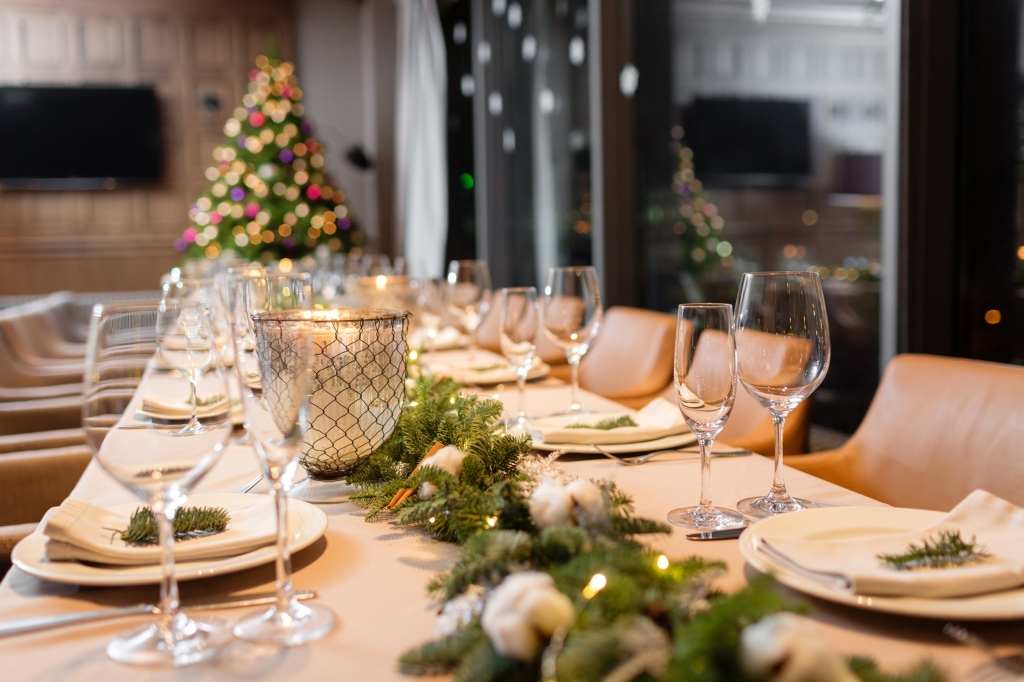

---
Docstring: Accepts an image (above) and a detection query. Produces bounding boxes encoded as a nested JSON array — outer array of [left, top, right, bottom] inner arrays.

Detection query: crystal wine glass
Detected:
[[735, 271, 830, 517], [499, 287, 539, 434], [417, 277, 448, 354], [667, 304, 746, 530], [540, 266, 603, 416], [83, 301, 233, 666], [447, 259, 492, 357], [230, 273, 338, 646], [156, 297, 223, 436]]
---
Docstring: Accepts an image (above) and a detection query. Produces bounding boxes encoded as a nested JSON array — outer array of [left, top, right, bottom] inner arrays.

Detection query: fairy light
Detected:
[[428, 516, 436, 524], [486, 516, 497, 528], [582, 573, 606, 599], [375, 274, 388, 291], [656, 555, 669, 570]]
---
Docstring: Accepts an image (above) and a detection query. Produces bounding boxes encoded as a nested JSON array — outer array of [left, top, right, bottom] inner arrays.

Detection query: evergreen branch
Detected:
[[565, 415, 639, 430], [878, 530, 989, 570], [849, 657, 947, 682], [116, 506, 229, 545], [188, 393, 226, 407]]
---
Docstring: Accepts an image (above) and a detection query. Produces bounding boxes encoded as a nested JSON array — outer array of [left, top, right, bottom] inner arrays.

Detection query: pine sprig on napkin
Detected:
[[565, 415, 639, 430], [116, 506, 230, 545], [878, 530, 989, 570]]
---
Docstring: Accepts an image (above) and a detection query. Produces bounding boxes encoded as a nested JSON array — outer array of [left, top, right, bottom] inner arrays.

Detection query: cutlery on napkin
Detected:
[[529, 398, 689, 446], [758, 490, 1024, 598], [43, 497, 276, 565]]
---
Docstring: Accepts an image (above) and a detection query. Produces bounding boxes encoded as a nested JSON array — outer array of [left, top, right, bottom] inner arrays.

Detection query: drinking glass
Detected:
[[540, 266, 603, 416], [735, 271, 830, 517], [447, 259, 492, 357], [83, 301, 233, 666], [499, 287, 539, 433], [155, 299, 223, 436], [667, 304, 746, 530], [417, 277, 448, 353], [230, 273, 338, 646]]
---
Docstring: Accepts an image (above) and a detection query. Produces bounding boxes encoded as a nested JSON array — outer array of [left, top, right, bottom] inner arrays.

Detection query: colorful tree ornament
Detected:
[[179, 55, 363, 262]]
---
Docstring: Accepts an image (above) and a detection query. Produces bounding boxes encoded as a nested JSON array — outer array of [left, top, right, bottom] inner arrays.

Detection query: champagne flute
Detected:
[[540, 266, 603, 416], [83, 301, 233, 665], [231, 273, 338, 646], [447, 259, 492, 358], [667, 304, 746, 530], [735, 271, 830, 517], [499, 287, 539, 433]]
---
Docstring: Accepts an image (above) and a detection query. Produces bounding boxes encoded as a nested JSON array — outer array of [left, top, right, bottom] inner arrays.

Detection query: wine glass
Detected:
[[540, 266, 603, 416], [447, 259, 492, 358], [499, 287, 539, 433], [667, 304, 746, 530], [230, 273, 338, 646], [735, 271, 830, 517], [83, 301, 233, 665], [156, 298, 223, 436], [417, 277, 448, 354]]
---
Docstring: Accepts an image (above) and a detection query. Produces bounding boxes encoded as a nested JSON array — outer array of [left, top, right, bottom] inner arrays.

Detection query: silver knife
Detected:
[[0, 589, 317, 637], [685, 527, 748, 541]]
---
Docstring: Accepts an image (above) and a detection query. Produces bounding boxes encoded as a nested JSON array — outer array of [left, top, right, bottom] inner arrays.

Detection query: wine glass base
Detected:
[[106, 614, 232, 667], [667, 506, 747, 531], [233, 598, 337, 647], [737, 496, 818, 518]]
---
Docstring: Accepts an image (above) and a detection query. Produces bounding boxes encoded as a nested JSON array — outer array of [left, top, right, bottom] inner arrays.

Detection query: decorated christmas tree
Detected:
[[177, 56, 363, 262], [668, 137, 731, 274]]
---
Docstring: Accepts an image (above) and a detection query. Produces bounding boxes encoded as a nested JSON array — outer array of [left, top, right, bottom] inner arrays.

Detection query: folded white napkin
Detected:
[[763, 490, 1024, 598], [530, 398, 689, 445], [409, 326, 468, 351], [141, 394, 230, 420], [43, 497, 276, 565], [428, 356, 551, 385]]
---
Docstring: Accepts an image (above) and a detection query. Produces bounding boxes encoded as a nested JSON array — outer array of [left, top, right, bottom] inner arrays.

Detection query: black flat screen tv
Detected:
[[682, 97, 811, 187], [0, 85, 162, 189]]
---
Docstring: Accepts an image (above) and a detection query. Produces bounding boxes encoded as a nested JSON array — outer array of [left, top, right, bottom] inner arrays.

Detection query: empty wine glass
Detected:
[[735, 271, 830, 517], [540, 266, 603, 416], [447, 259, 492, 357], [667, 304, 746, 530], [230, 273, 338, 646], [417, 277, 448, 354], [83, 301, 233, 666], [499, 287, 539, 433], [156, 299, 222, 436]]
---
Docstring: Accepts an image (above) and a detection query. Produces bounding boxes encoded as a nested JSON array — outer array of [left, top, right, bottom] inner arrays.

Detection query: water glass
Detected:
[[540, 266, 603, 415]]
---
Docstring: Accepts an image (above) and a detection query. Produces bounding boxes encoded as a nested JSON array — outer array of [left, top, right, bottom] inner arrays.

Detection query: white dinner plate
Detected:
[[739, 506, 1024, 620], [531, 430, 698, 454], [12, 494, 328, 587]]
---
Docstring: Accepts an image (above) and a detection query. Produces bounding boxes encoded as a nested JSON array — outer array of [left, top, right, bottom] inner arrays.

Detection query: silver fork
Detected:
[[586, 444, 752, 466], [945, 623, 1024, 679]]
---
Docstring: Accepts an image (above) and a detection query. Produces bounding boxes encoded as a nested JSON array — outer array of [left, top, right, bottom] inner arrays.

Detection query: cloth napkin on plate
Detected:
[[43, 497, 276, 565], [530, 398, 689, 446], [141, 394, 230, 420], [762, 490, 1024, 598], [409, 326, 468, 351], [428, 356, 551, 385]]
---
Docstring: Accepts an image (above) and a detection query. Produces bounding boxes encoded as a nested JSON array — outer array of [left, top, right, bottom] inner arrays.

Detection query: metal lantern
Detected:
[[301, 309, 410, 479]]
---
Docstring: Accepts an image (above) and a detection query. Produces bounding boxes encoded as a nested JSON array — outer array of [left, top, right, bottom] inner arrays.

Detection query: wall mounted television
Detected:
[[682, 97, 811, 188], [0, 85, 162, 189]]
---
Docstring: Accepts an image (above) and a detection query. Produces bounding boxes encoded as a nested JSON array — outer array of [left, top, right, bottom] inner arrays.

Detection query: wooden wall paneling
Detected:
[[191, 22, 233, 70], [20, 13, 69, 68], [138, 17, 178, 69], [80, 16, 124, 67]]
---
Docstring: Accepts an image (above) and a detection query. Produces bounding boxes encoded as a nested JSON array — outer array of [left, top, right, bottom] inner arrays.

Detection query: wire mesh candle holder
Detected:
[[298, 309, 410, 500]]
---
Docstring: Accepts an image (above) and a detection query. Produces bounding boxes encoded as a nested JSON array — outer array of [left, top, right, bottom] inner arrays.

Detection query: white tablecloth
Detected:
[[0, 383, 1017, 680]]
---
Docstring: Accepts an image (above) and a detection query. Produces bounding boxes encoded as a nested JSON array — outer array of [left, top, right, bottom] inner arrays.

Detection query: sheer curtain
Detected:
[[396, 0, 448, 277]]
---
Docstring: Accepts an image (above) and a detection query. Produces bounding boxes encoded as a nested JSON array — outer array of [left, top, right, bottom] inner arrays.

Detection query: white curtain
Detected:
[[395, 0, 448, 279]]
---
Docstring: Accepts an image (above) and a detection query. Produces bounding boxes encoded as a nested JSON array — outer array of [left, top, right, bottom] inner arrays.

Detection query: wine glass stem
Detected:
[[186, 376, 200, 431], [770, 413, 789, 500], [271, 472, 294, 612], [516, 368, 528, 424], [697, 436, 715, 515], [568, 355, 581, 415], [155, 501, 181, 637]]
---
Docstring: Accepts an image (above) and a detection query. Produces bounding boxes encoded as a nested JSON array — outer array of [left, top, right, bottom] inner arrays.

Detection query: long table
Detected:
[[0, 381, 1017, 680]]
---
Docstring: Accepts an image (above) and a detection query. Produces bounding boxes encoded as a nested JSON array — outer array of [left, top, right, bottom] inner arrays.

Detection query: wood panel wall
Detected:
[[0, 0, 296, 295]]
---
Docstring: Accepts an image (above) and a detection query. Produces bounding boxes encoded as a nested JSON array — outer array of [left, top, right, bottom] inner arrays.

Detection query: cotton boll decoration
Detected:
[[740, 613, 858, 682], [529, 476, 606, 528], [481, 571, 575, 662], [418, 445, 468, 499]]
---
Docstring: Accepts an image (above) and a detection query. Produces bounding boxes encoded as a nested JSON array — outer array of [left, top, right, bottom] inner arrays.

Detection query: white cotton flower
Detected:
[[418, 445, 468, 499], [740, 613, 858, 682], [481, 571, 575, 662], [528, 476, 606, 528]]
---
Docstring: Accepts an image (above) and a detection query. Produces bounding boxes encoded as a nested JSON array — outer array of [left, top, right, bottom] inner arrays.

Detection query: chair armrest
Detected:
[[0, 446, 92, 525]]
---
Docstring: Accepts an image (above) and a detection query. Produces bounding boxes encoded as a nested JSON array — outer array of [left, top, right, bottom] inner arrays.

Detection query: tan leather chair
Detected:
[[0, 428, 86, 454], [0, 293, 88, 365], [476, 289, 569, 367], [0, 445, 92, 576], [0, 396, 83, 436], [0, 333, 84, 387], [788, 354, 1024, 511]]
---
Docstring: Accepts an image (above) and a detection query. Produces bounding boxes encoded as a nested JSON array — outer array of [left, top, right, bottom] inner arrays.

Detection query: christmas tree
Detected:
[[177, 55, 363, 262], [668, 136, 731, 273]]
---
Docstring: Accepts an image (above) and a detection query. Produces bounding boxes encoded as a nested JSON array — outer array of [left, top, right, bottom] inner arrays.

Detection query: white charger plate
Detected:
[[532, 431, 698, 454], [739, 506, 1024, 620], [13, 494, 328, 587]]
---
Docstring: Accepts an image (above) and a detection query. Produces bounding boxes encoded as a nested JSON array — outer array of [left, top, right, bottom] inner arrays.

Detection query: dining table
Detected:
[[0, 363, 1019, 681]]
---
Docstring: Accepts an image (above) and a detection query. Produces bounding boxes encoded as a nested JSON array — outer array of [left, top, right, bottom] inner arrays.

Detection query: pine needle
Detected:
[[189, 393, 226, 407], [565, 415, 638, 430], [878, 530, 989, 570], [117, 506, 230, 545]]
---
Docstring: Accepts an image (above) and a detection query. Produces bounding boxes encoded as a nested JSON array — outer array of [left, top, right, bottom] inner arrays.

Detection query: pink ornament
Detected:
[[183, 227, 198, 243], [250, 112, 265, 126], [210, 212, 223, 224], [306, 185, 321, 200], [245, 203, 260, 218], [249, 69, 260, 81], [281, 87, 292, 98]]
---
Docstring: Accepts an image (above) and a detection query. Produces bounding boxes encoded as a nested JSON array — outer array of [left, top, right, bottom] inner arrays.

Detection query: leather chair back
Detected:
[[0, 445, 91, 526], [476, 289, 568, 365], [578, 306, 675, 400], [789, 354, 1024, 510]]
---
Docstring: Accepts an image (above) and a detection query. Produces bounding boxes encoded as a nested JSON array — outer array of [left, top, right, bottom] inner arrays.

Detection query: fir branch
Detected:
[[849, 657, 947, 682], [877, 530, 989, 570], [188, 393, 226, 407], [116, 506, 230, 545], [565, 415, 639, 430], [398, 622, 487, 675]]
